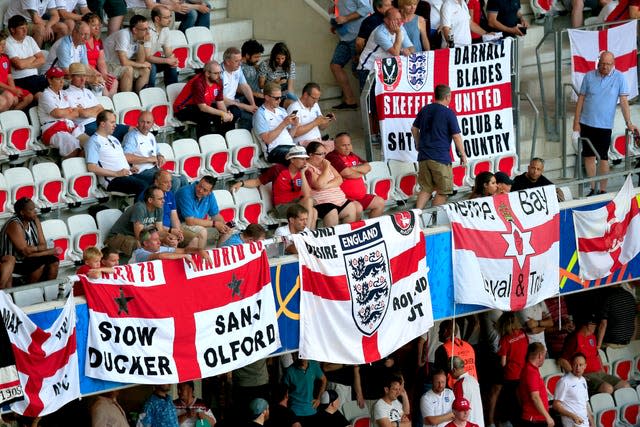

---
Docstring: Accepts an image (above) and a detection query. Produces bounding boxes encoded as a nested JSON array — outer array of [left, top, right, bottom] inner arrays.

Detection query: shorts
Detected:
[[580, 123, 611, 161], [353, 193, 376, 210], [418, 159, 453, 195], [315, 200, 351, 218], [178, 227, 199, 248], [585, 372, 622, 394], [87, 0, 127, 17], [108, 63, 145, 79], [561, 0, 598, 11], [105, 234, 138, 257], [331, 40, 356, 67], [14, 75, 48, 95], [273, 201, 301, 218], [125, 7, 151, 19], [182, 224, 220, 244], [14, 255, 59, 276]]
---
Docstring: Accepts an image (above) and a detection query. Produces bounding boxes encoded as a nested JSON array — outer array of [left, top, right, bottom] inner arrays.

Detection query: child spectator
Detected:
[[73, 246, 116, 295], [218, 223, 266, 247], [101, 246, 120, 267], [0, 31, 33, 111]]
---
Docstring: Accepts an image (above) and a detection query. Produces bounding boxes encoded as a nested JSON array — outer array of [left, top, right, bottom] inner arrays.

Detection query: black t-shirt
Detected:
[[510, 173, 553, 191], [486, 0, 521, 28], [308, 410, 350, 427], [265, 403, 298, 427]]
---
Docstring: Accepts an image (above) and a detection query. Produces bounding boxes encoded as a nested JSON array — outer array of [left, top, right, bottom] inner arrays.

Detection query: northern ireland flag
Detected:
[[568, 20, 638, 101], [79, 243, 280, 384], [0, 292, 80, 417], [291, 210, 433, 364], [573, 175, 640, 280], [444, 186, 560, 311]]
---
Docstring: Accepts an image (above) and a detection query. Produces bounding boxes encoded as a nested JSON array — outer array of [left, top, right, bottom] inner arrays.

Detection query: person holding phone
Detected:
[[486, 0, 528, 37], [287, 82, 336, 151]]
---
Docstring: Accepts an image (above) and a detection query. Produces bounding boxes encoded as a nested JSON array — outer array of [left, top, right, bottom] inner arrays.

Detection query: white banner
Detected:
[[0, 292, 80, 417], [444, 187, 560, 310], [291, 210, 433, 364], [374, 40, 514, 163], [80, 244, 280, 383]]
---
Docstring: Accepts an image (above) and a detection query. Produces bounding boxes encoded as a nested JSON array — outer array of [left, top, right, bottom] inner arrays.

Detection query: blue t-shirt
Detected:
[[282, 361, 325, 416], [579, 69, 629, 130], [219, 233, 243, 247], [140, 393, 179, 427], [175, 181, 220, 221], [413, 102, 461, 164]]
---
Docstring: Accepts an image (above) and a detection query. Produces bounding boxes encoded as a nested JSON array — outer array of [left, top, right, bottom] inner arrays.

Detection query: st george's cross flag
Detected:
[[0, 318, 23, 405], [573, 175, 640, 280], [444, 186, 560, 311], [568, 20, 638, 101], [0, 291, 80, 417], [291, 210, 433, 364], [79, 243, 280, 384]]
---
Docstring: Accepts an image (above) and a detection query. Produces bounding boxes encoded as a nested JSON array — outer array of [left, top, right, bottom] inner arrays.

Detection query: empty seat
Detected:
[[139, 87, 173, 129], [590, 392, 618, 427], [365, 161, 395, 204], [613, 388, 640, 425], [544, 373, 562, 400], [452, 164, 468, 189], [96, 208, 123, 245], [31, 162, 69, 209], [540, 358, 561, 378], [41, 219, 76, 266], [199, 134, 232, 177], [67, 214, 101, 258], [61, 157, 108, 205], [225, 129, 258, 173], [28, 106, 41, 139], [233, 187, 275, 227], [465, 158, 493, 186], [212, 189, 237, 223], [97, 95, 115, 111], [3, 167, 36, 205], [0, 110, 39, 157], [0, 173, 11, 217], [166, 82, 186, 107], [494, 153, 518, 177], [172, 138, 203, 181], [388, 159, 418, 202], [185, 26, 215, 67], [167, 29, 192, 70], [112, 92, 143, 127], [605, 346, 634, 381]]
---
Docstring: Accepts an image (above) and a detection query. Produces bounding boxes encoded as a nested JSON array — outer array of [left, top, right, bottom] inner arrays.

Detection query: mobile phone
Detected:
[[518, 26, 527, 35], [291, 110, 298, 116], [226, 221, 236, 228]]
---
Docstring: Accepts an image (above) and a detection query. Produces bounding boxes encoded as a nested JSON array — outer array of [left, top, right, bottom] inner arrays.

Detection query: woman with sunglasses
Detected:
[[304, 141, 361, 227]]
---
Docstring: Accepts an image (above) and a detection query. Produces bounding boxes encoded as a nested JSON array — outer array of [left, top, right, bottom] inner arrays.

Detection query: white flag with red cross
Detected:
[[573, 175, 640, 280], [0, 291, 80, 417], [444, 186, 560, 310], [291, 210, 433, 364], [79, 243, 280, 384], [568, 20, 638, 101]]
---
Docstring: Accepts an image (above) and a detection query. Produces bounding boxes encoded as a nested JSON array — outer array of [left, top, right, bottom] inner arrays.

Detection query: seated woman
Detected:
[[469, 171, 497, 199], [82, 13, 118, 97], [0, 198, 60, 284], [304, 141, 360, 227], [258, 42, 297, 108]]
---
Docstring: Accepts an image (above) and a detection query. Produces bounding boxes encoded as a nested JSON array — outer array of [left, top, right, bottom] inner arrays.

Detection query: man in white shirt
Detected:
[[5, 15, 48, 95], [518, 301, 553, 349], [85, 110, 148, 195], [373, 374, 411, 427], [553, 353, 594, 427], [146, 6, 178, 87], [450, 357, 484, 427], [3, 0, 68, 47], [274, 204, 310, 255], [440, 0, 489, 48], [58, 0, 90, 31], [421, 370, 455, 427], [286, 82, 336, 150], [103, 14, 151, 93], [222, 46, 258, 130], [254, 81, 299, 164]]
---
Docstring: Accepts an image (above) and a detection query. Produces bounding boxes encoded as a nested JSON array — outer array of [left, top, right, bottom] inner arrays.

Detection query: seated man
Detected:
[[130, 228, 210, 264], [253, 81, 299, 164], [173, 60, 236, 138], [41, 22, 91, 75], [326, 132, 385, 218], [146, 5, 178, 87], [85, 110, 148, 195], [287, 82, 336, 150], [37, 66, 86, 159], [240, 39, 265, 106], [511, 157, 564, 201], [105, 185, 178, 256], [175, 176, 233, 248], [273, 204, 310, 255], [58, 0, 91, 31], [163, 0, 210, 33], [123, 111, 187, 190], [374, 374, 411, 427], [222, 46, 258, 130], [3, 0, 68, 47], [64, 62, 129, 140], [103, 14, 151, 93], [5, 15, 48, 96], [421, 369, 455, 427], [230, 145, 318, 229]]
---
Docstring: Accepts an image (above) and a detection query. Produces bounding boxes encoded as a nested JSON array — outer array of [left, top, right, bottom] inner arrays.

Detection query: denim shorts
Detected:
[[331, 40, 356, 67]]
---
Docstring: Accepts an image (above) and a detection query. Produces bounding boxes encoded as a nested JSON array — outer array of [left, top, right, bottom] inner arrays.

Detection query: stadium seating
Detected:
[[613, 387, 640, 425], [3, 167, 36, 206], [27, 106, 41, 139], [61, 158, 108, 206], [352, 416, 370, 427], [465, 158, 493, 186], [494, 153, 518, 177], [452, 163, 468, 189], [212, 189, 237, 223], [599, 348, 610, 374], [590, 392, 618, 427], [0, 110, 42, 159], [605, 346, 634, 382], [172, 138, 203, 181], [233, 186, 279, 228], [0, 173, 11, 218], [97, 95, 115, 111], [12, 287, 45, 307], [544, 372, 562, 400], [157, 143, 177, 172], [167, 29, 192, 71], [341, 400, 370, 423], [365, 161, 395, 205], [41, 219, 77, 267], [199, 134, 232, 178], [96, 208, 123, 245], [185, 26, 215, 67], [225, 129, 261, 174], [540, 358, 561, 378], [67, 214, 101, 259], [139, 87, 174, 130], [113, 92, 143, 127], [388, 160, 418, 203], [32, 162, 70, 210]]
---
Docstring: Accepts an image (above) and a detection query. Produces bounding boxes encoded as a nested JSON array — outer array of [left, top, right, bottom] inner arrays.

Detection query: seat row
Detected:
[[590, 388, 640, 427]]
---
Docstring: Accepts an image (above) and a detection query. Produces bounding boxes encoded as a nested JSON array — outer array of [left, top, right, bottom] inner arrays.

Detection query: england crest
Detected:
[[407, 52, 427, 91], [340, 223, 392, 336], [376, 56, 402, 92]]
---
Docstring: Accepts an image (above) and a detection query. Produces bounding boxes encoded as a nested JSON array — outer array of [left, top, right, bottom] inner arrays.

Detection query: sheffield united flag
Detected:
[[568, 20, 638, 101], [78, 243, 280, 384], [0, 292, 80, 417], [291, 210, 433, 364], [444, 186, 560, 310], [573, 175, 640, 280]]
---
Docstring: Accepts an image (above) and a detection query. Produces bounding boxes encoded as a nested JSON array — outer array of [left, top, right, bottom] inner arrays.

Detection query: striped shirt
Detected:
[[599, 287, 637, 345]]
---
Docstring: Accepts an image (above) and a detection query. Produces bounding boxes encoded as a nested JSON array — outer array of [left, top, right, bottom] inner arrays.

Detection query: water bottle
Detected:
[[447, 33, 455, 48]]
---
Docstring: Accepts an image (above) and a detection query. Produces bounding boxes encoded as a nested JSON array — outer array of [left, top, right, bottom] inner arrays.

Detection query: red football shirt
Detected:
[[561, 331, 602, 373], [518, 361, 548, 422], [497, 329, 529, 380], [326, 151, 368, 200], [259, 164, 303, 205], [173, 73, 223, 112]]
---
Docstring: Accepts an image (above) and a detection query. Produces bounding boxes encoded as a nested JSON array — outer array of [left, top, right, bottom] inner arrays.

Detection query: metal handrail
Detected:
[[520, 92, 539, 166], [360, 71, 376, 162], [535, 16, 556, 139], [561, 82, 578, 178], [302, 0, 331, 21]]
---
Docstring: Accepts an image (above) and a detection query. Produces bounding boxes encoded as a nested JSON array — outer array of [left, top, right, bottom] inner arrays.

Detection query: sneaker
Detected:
[[332, 102, 358, 110], [599, 190, 607, 195], [586, 188, 596, 197]]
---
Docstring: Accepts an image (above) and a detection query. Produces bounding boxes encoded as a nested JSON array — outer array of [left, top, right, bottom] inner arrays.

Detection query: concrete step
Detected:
[[296, 63, 311, 88], [210, 18, 253, 45], [211, 0, 228, 20]]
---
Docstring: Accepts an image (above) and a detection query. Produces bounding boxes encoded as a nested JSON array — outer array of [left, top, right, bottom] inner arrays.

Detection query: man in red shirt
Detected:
[[326, 132, 385, 218], [518, 342, 553, 427], [558, 314, 629, 395], [173, 60, 236, 138], [230, 145, 318, 229]]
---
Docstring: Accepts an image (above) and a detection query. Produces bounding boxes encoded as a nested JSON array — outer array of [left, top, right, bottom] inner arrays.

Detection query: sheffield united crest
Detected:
[[376, 56, 402, 92]]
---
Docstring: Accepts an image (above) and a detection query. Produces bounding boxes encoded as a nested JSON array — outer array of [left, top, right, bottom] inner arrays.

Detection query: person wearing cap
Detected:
[[64, 62, 129, 140], [248, 398, 269, 426], [421, 369, 455, 427], [517, 343, 553, 427], [310, 389, 350, 427], [558, 313, 630, 395], [494, 171, 513, 194], [253, 81, 300, 164], [373, 373, 411, 427], [552, 353, 595, 427], [37, 66, 86, 159], [449, 357, 483, 427], [445, 398, 478, 427], [230, 145, 318, 229]]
